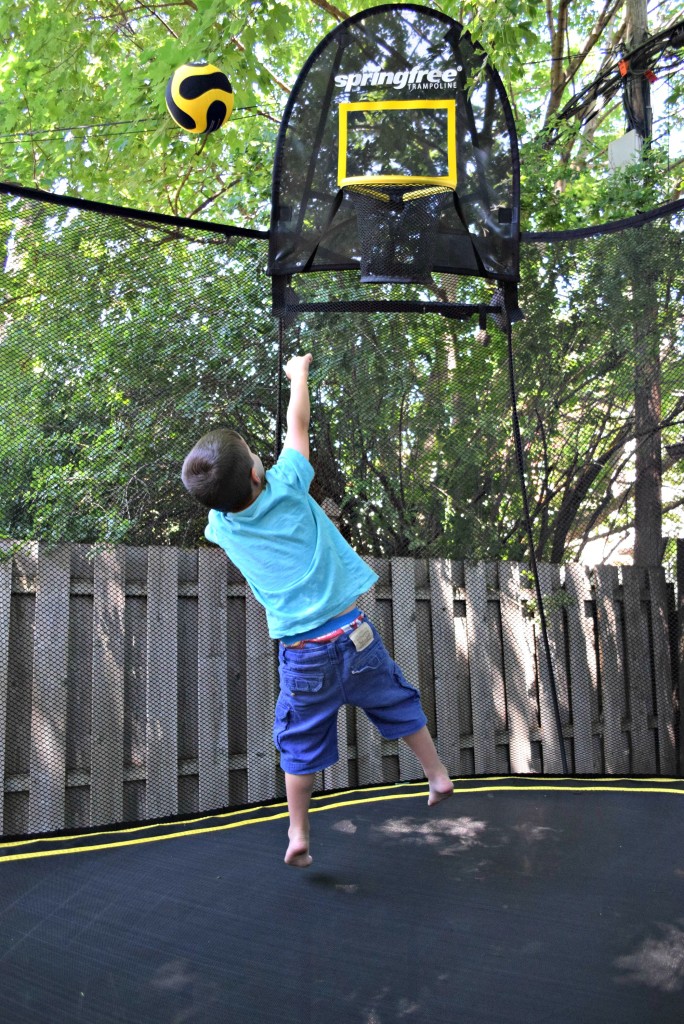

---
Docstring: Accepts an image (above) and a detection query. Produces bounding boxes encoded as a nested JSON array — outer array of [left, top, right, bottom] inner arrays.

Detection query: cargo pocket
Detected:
[[394, 664, 419, 690], [273, 693, 292, 752]]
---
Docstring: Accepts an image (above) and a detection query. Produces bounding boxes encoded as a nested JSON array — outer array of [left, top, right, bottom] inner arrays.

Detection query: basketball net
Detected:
[[344, 183, 454, 284]]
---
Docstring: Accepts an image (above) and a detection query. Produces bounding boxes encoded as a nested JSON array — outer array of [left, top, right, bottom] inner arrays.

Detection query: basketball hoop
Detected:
[[345, 183, 453, 284], [269, 7, 520, 296]]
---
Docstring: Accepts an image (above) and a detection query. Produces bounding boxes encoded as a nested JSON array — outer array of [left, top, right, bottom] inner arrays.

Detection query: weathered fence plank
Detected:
[[428, 559, 462, 775], [355, 560, 384, 786], [123, 560, 147, 822], [622, 567, 656, 774], [91, 547, 126, 825], [5, 545, 36, 835], [465, 562, 499, 773], [0, 543, 12, 833], [146, 546, 179, 819], [30, 544, 71, 832], [678, 540, 684, 777], [323, 712, 351, 792], [245, 590, 277, 803], [197, 548, 230, 811], [593, 565, 629, 773], [391, 557, 423, 779], [536, 564, 569, 774], [451, 563, 474, 772], [499, 563, 534, 774], [563, 564, 598, 773], [648, 568, 677, 774]]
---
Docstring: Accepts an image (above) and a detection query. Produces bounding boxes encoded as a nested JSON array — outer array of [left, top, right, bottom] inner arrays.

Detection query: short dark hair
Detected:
[[181, 428, 254, 512]]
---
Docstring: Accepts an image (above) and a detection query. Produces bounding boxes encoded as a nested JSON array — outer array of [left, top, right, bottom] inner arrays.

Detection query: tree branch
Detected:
[[228, 34, 290, 94], [187, 179, 241, 219], [135, 1, 180, 37], [309, 0, 349, 21], [564, 0, 624, 90], [546, 0, 571, 118], [545, 0, 625, 125]]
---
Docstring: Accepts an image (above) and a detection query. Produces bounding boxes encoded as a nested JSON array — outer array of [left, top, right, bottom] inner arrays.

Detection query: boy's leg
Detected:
[[342, 622, 453, 807], [284, 771, 315, 867], [401, 726, 454, 805]]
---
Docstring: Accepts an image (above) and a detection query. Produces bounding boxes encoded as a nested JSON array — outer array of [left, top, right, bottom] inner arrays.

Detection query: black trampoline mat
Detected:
[[1, 777, 683, 1024]]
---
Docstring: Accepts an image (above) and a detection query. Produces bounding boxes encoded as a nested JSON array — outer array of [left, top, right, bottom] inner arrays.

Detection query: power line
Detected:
[[0, 127, 156, 146], [0, 106, 278, 145], [0, 117, 158, 140], [1, 27, 681, 148], [0, 105, 274, 143]]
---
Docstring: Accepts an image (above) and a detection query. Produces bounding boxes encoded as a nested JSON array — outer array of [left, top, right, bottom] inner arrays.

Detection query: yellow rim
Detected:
[[338, 99, 457, 190]]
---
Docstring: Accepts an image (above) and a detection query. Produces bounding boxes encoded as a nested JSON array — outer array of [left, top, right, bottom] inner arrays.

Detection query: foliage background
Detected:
[[0, 1, 683, 565], [0, 1, 682, 228], [1, 189, 682, 565]]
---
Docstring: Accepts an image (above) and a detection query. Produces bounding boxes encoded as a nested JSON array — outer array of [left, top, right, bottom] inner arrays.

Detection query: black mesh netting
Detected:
[[346, 185, 453, 283], [268, 4, 519, 285], [0, 185, 681, 836]]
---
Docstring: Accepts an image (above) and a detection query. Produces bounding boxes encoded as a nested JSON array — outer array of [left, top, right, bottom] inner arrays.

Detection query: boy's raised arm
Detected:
[[283, 353, 313, 460]]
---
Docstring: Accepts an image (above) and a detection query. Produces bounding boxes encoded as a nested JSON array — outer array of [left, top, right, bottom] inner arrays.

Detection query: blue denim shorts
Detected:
[[274, 619, 427, 775]]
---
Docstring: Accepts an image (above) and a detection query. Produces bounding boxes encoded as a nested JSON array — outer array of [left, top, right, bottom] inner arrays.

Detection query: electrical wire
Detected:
[[0, 127, 157, 146], [0, 104, 280, 144], [0, 117, 158, 141]]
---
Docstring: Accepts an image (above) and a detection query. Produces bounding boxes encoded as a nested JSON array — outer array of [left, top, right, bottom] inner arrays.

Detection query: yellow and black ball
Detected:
[[165, 62, 234, 134]]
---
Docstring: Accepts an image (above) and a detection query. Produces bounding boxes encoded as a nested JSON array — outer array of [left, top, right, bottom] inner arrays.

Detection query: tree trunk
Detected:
[[625, 0, 662, 566], [632, 271, 663, 566]]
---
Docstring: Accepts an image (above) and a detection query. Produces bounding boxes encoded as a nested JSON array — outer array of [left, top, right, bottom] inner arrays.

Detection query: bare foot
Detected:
[[284, 833, 313, 868], [428, 774, 454, 807]]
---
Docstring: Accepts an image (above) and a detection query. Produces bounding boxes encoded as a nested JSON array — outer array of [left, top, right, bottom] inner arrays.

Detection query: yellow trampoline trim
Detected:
[[337, 99, 457, 190], [1, 777, 681, 864]]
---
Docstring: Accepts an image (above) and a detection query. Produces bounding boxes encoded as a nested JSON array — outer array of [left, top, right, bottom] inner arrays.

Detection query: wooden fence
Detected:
[[0, 540, 679, 837]]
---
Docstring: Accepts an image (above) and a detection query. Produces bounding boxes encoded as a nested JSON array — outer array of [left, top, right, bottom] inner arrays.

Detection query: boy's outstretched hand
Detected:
[[283, 353, 313, 459], [285, 353, 313, 380]]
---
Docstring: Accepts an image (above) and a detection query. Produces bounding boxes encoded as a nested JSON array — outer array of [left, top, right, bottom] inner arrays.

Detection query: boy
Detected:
[[181, 353, 452, 867]]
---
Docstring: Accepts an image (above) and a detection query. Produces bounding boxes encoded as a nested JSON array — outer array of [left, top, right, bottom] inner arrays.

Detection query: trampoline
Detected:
[[1, 8, 683, 1022], [2, 776, 683, 1024]]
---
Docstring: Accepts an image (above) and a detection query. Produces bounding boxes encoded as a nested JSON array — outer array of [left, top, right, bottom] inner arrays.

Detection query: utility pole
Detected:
[[624, 0, 653, 141]]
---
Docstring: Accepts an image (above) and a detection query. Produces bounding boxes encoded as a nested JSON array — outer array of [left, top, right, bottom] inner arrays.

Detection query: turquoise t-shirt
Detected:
[[204, 447, 378, 639]]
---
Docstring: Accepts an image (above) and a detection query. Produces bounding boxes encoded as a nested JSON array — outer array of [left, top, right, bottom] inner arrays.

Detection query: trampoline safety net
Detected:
[[0, 185, 682, 836]]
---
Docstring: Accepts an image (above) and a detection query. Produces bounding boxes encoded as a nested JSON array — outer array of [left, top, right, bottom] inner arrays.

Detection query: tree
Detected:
[[0, 1, 683, 561], [0, 196, 279, 546], [1, 183, 682, 560], [625, 0, 661, 566], [513, 217, 684, 565], [0, 2, 682, 226]]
